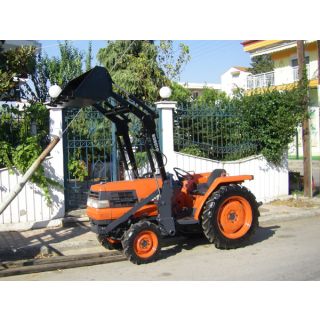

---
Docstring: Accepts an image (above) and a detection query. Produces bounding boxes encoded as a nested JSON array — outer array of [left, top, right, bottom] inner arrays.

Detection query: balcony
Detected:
[[247, 72, 274, 90], [247, 65, 317, 90], [292, 65, 311, 82]]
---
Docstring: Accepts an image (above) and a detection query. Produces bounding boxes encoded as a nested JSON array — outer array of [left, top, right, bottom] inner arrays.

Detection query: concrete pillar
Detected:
[[155, 100, 177, 174], [46, 106, 65, 217]]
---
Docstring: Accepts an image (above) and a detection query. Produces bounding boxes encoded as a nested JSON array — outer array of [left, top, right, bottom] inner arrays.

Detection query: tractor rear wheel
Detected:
[[97, 235, 122, 250], [201, 184, 259, 249], [122, 221, 161, 265]]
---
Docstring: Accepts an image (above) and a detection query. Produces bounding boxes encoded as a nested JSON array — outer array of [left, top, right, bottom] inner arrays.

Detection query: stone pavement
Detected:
[[1, 198, 320, 262]]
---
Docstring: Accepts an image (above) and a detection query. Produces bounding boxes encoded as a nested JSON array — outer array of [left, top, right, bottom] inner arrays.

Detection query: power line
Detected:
[[191, 41, 236, 58], [189, 41, 234, 56], [189, 42, 236, 65], [189, 42, 234, 61], [188, 41, 215, 55]]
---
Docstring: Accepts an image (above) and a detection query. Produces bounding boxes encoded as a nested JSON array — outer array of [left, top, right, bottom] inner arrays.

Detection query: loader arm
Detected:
[[51, 66, 167, 182]]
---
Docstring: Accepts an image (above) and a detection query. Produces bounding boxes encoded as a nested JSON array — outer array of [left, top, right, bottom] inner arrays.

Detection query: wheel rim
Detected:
[[217, 196, 252, 239], [133, 230, 158, 259]]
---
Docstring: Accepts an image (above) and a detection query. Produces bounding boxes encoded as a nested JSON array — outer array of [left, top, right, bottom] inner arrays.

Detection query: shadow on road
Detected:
[[250, 225, 280, 245], [159, 225, 280, 262]]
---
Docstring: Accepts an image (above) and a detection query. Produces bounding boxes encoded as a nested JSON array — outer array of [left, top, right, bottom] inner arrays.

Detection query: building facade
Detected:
[[220, 66, 250, 96], [242, 40, 320, 157], [179, 82, 221, 99]]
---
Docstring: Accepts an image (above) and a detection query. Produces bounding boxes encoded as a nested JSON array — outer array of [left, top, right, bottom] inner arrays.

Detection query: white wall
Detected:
[[220, 67, 250, 96], [0, 157, 65, 230], [174, 152, 288, 203]]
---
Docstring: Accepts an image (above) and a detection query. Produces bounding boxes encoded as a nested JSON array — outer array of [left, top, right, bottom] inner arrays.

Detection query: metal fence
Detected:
[[63, 106, 114, 210], [173, 102, 257, 161], [123, 109, 161, 177]]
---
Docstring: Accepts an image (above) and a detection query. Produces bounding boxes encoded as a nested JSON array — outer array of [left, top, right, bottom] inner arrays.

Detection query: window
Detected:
[[192, 91, 199, 99], [291, 56, 309, 67], [231, 71, 240, 78]]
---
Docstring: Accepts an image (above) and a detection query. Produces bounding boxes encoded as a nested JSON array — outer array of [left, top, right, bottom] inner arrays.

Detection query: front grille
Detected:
[[109, 191, 138, 207], [89, 190, 99, 199]]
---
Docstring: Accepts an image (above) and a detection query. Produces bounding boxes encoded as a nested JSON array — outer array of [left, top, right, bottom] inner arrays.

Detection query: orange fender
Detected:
[[193, 175, 254, 220]]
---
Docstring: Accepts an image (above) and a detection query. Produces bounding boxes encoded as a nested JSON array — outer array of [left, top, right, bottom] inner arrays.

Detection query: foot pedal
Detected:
[[176, 217, 198, 225]]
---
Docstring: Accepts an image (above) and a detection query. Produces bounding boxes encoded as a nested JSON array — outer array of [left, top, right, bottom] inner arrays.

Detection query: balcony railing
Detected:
[[247, 65, 317, 90], [292, 65, 311, 82], [247, 72, 275, 90]]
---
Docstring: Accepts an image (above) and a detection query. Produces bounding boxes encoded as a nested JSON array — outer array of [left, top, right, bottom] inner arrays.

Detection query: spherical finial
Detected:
[[48, 84, 62, 98], [159, 86, 172, 100]]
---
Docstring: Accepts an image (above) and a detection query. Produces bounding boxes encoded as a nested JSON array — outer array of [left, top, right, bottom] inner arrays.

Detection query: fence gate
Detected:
[[63, 107, 115, 211]]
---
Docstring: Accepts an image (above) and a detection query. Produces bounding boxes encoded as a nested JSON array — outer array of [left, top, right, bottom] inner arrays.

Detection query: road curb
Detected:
[[0, 237, 102, 262]]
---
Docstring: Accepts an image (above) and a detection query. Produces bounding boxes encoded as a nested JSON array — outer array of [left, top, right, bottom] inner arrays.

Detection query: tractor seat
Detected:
[[192, 169, 226, 195]]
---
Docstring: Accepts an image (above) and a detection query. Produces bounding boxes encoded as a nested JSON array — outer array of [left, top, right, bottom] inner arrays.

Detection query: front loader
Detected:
[[51, 66, 260, 264]]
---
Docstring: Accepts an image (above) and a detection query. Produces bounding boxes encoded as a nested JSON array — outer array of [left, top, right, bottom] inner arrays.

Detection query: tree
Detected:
[[170, 82, 192, 103], [248, 54, 274, 75], [0, 45, 36, 100], [196, 87, 228, 105], [21, 41, 85, 103], [45, 41, 84, 88], [85, 41, 93, 71], [97, 40, 191, 102], [157, 40, 190, 81], [22, 50, 50, 103], [0, 41, 87, 202], [97, 40, 166, 102]]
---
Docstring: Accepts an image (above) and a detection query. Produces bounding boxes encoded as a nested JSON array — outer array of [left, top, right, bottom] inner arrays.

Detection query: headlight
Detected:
[[87, 198, 110, 209]]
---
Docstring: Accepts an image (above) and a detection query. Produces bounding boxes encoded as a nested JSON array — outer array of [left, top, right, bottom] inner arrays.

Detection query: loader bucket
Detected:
[[51, 66, 113, 108]]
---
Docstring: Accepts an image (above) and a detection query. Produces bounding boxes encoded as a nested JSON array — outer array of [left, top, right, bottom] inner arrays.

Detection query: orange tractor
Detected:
[[52, 67, 260, 264]]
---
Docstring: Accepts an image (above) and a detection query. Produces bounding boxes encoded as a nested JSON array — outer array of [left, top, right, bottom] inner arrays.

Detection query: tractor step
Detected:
[[176, 217, 198, 225]]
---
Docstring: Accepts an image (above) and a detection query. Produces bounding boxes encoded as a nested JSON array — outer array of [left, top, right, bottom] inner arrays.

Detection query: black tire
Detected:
[[97, 235, 122, 250], [201, 184, 259, 249], [121, 221, 161, 265]]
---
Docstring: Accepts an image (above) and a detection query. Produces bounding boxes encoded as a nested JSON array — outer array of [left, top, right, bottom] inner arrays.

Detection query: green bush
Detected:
[[233, 87, 305, 165], [68, 159, 88, 182], [0, 103, 61, 203], [180, 145, 205, 157], [175, 85, 305, 165]]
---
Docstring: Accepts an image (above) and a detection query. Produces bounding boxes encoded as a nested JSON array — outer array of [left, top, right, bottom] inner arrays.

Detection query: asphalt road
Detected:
[[3, 216, 320, 281]]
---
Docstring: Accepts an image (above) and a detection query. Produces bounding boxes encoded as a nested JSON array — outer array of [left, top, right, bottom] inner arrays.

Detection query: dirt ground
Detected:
[[270, 196, 320, 208]]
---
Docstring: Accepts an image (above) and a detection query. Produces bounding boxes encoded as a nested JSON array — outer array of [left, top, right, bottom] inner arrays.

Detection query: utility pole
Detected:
[[318, 41, 320, 82], [297, 40, 312, 197]]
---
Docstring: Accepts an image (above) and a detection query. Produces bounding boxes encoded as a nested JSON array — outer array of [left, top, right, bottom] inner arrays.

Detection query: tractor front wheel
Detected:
[[201, 184, 259, 249], [122, 221, 161, 265], [97, 235, 122, 250]]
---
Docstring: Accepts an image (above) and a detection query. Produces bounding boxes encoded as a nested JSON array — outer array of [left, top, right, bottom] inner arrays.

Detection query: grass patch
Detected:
[[288, 155, 320, 160], [270, 198, 317, 208]]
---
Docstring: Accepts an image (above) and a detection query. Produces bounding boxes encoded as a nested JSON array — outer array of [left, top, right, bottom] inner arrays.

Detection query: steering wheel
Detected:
[[141, 172, 154, 178], [173, 167, 194, 183]]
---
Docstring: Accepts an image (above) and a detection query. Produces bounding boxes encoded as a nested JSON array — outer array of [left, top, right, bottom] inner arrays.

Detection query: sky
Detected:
[[39, 40, 251, 84]]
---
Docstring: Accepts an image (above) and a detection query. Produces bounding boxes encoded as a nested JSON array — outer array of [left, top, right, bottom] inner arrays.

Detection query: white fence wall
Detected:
[[0, 157, 65, 230], [174, 152, 288, 203]]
